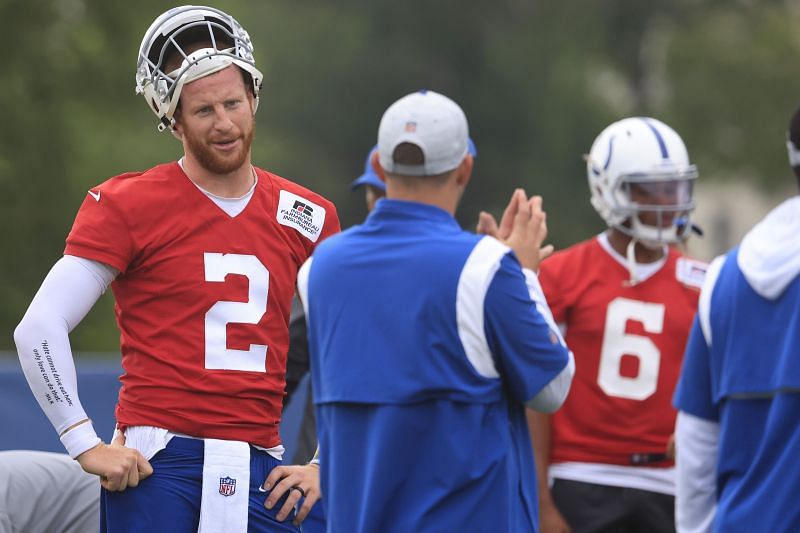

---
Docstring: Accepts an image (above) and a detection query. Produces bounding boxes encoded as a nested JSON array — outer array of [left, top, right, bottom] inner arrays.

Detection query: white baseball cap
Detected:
[[378, 90, 469, 176]]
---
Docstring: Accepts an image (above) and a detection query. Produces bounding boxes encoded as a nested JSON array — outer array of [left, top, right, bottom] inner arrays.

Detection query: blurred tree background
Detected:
[[2, 0, 799, 351]]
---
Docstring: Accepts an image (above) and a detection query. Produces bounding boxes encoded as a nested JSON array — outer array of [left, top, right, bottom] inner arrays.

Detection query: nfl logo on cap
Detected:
[[219, 476, 237, 497], [377, 89, 470, 177]]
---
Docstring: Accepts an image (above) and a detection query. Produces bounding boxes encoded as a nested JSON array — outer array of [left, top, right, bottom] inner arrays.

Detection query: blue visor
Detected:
[[351, 138, 478, 191], [350, 145, 384, 191]]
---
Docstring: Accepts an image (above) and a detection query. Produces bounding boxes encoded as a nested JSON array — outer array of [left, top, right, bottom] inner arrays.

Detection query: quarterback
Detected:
[[529, 117, 706, 532], [14, 5, 339, 532]]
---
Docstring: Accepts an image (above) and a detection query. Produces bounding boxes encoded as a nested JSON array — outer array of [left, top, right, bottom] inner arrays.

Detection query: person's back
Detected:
[[308, 204, 538, 531], [674, 208, 800, 532], [309, 202, 511, 404], [300, 90, 573, 532], [673, 106, 800, 532], [709, 247, 800, 530]]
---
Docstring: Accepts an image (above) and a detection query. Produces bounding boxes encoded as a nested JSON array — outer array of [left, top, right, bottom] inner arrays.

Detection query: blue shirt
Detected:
[[300, 199, 569, 532], [674, 248, 800, 532]]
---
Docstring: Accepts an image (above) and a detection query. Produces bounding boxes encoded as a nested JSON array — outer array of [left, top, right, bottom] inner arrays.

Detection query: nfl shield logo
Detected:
[[219, 476, 236, 497]]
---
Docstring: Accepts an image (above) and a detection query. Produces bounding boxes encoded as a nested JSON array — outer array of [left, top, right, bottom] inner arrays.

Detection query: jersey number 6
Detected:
[[597, 297, 665, 400], [204, 252, 269, 373]]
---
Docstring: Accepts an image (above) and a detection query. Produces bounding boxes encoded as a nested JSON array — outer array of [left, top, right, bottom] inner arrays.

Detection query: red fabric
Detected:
[[539, 236, 702, 466], [65, 162, 339, 448]]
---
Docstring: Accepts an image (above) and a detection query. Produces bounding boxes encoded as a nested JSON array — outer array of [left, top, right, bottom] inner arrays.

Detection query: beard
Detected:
[[184, 119, 255, 175]]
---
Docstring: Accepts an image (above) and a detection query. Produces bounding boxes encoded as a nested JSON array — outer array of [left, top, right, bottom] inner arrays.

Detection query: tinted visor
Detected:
[[621, 169, 697, 211]]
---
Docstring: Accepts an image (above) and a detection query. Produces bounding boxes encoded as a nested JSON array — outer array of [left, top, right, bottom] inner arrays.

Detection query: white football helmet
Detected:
[[135, 5, 263, 132], [586, 117, 698, 245]]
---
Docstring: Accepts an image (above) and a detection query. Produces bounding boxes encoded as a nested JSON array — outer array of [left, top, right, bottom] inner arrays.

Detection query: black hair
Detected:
[[788, 105, 800, 185], [392, 142, 425, 166]]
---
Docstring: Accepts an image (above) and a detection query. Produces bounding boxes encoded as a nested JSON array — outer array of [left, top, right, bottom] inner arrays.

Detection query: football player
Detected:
[[14, 5, 339, 531], [529, 117, 706, 532]]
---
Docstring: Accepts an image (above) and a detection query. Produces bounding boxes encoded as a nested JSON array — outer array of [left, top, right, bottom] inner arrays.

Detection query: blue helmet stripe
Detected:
[[642, 118, 669, 159], [603, 135, 616, 170]]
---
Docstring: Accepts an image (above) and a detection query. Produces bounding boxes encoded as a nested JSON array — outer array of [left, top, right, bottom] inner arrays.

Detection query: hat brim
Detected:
[[351, 172, 386, 191]]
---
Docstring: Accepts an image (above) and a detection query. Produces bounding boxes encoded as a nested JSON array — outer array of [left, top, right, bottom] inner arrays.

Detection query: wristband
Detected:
[[60, 420, 102, 459]]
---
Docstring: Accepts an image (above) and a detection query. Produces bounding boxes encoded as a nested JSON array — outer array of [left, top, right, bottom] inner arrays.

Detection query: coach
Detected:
[[297, 89, 574, 532]]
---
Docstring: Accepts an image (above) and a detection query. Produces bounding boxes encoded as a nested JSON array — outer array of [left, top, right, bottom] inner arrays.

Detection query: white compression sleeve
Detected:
[[14, 256, 117, 458], [675, 411, 720, 533], [522, 268, 575, 413]]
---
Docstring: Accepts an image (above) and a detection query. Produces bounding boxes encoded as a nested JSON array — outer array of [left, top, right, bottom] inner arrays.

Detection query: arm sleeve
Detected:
[[521, 269, 575, 412], [484, 254, 573, 412], [14, 256, 117, 458], [675, 411, 719, 533]]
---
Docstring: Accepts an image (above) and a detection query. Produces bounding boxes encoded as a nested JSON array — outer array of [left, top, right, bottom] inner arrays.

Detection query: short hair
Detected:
[[392, 142, 425, 166], [788, 106, 800, 184], [165, 36, 254, 116], [388, 142, 453, 184], [162, 26, 234, 73]]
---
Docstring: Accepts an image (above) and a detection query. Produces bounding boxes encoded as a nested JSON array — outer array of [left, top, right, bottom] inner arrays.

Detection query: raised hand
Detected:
[[478, 189, 554, 272]]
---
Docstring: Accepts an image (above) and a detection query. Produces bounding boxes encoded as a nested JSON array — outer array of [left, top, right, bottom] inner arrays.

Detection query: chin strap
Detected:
[[624, 238, 640, 286]]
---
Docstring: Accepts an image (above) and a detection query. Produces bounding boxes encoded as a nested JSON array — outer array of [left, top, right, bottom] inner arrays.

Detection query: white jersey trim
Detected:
[[698, 255, 726, 347], [550, 461, 675, 495], [455, 237, 509, 379], [296, 258, 312, 324], [521, 268, 574, 412]]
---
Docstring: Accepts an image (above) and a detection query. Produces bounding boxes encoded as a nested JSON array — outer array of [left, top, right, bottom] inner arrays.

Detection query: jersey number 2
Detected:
[[597, 297, 665, 400], [204, 253, 269, 372]]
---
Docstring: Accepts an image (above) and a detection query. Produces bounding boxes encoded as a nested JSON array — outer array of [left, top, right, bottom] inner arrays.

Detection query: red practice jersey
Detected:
[[65, 162, 340, 448], [539, 235, 705, 467]]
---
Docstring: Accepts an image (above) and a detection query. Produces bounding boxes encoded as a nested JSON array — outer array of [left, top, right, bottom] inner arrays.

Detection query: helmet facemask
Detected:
[[613, 169, 697, 247], [136, 6, 263, 132]]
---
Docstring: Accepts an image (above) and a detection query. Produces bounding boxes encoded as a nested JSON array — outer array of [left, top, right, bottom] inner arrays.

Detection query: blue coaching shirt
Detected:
[[298, 199, 569, 532], [674, 248, 800, 532]]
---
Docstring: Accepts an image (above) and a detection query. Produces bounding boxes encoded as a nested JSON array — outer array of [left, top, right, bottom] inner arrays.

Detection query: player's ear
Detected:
[[455, 154, 473, 187], [171, 112, 184, 141], [248, 90, 257, 116], [371, 151, 387, 184]]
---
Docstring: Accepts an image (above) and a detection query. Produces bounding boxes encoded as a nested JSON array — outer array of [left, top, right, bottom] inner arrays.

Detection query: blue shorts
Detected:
[[100, 437, 298, 532]]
